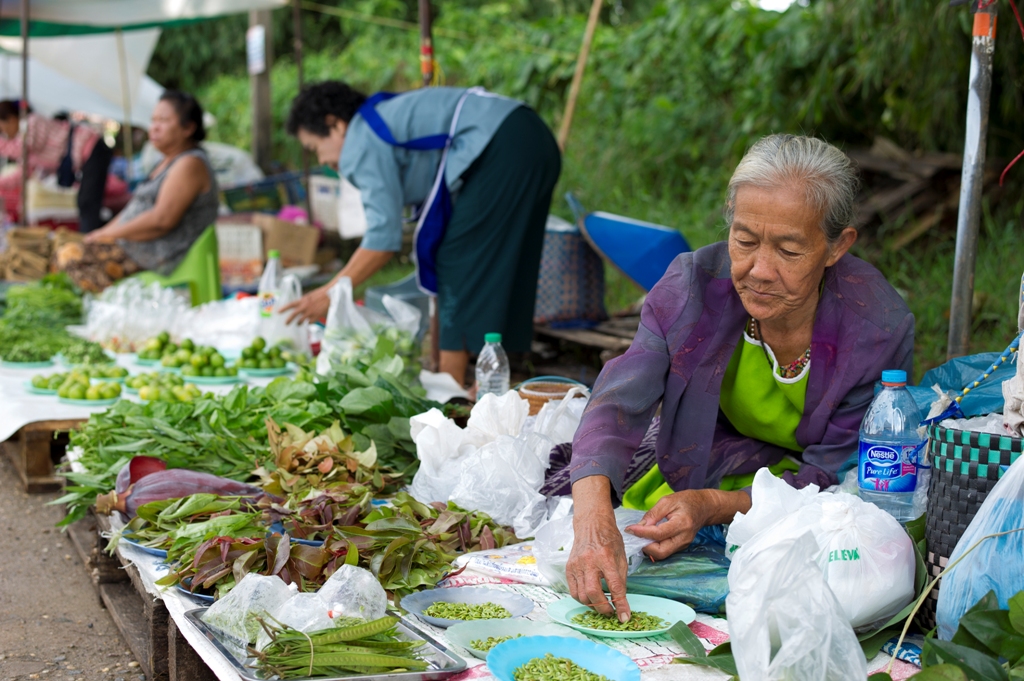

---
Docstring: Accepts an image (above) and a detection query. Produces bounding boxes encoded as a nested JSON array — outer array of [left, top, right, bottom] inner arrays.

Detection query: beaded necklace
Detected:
[[748, 317, 811, 380]]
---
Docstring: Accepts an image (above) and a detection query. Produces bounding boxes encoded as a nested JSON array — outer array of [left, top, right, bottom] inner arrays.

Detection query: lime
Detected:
[[161, 355, 175, 367], [31, 375, 47, 388], [156, 332, 170, 344], [69, 385, 87, 400], [139, 386, 155, 401], [200, 366, 214, 377], [226, 366, 238, 376], [268, 346, 281, 359], [101, 384, 120, 400], [271, 358, 286, 369], [241, 347, 255, 359], [85, 386, 101, 401], [209, 353, 225, 368], [259, 359, 273, 369], [190, 354, 206, 368], [47, 376, 63, 389], [251, 337, 266, 351], [180, 339, 194, 351], [58, 386, 70, 398], [213, 367, 227, 377], [181, 365, 197, 376]]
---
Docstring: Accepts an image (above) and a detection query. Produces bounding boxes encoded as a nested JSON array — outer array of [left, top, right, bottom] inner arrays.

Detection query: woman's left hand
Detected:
[[281, 286, 330, 325], [627, 489, 751, 560], [84, 229, 116, 243]]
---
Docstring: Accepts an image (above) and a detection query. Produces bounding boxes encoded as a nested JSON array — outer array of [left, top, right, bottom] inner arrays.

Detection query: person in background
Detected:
[[0, 100, 112, 231], [560, 135, 914, 622], [54, 91, 218, 292], [281, 82, 561, 386]]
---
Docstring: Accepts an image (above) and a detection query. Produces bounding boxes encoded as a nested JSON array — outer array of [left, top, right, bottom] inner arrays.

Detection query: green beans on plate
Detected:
[[470, 634, 521, 652], [513, 653, 611, 681], [570, 610, 667, 632], [423, 601, 512, 620]]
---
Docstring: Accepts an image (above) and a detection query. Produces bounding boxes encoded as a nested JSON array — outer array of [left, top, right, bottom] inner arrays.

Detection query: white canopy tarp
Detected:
[[0, 30, 159, 115], [0, 53, 162, 126], [0, 0, 286, 30]]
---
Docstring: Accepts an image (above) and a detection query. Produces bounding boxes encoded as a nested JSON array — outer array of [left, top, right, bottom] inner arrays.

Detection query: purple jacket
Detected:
[[569, 241, 914, 498]]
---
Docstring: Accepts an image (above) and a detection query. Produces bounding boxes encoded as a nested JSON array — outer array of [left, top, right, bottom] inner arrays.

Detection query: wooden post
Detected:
[[249, 10, 274, 174], [19, 0, 28, 223], [418, 0, 434, 87], [292, 0, 312, 215], [947, 3, 997, 359], [115, 29, 135, 162], [557, 0, 602, 151]]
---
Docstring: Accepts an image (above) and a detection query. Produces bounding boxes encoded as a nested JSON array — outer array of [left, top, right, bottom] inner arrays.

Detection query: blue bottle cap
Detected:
[[881, 369, 907, 385]]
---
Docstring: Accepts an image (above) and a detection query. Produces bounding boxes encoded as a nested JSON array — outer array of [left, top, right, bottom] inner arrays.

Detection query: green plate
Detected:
[[182, 374, 243, 385], [446, 620, 588, 660], [58, 396, 121, 407], [135, 357, 162, 366], [89, 376, 127, 384], [546, 594, 695, 639], [2, 359, 55, 369], [239, 366, 292, 377], [23, 381, 59, 395]]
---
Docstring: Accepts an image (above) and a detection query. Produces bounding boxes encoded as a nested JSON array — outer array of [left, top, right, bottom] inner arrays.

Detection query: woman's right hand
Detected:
[[566, 477, 632, 622]]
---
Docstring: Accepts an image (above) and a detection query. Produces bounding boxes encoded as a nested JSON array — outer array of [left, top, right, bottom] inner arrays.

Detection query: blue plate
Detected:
[[177, 577, 215, 603], [122, 537, 168, 559], [267, 522, 326, 547], [487, 636, 640, 681], [402, 587, 534, 628]]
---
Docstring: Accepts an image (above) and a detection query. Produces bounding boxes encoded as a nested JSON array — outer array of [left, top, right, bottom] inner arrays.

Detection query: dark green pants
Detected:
[[436, 106, 561, 355]]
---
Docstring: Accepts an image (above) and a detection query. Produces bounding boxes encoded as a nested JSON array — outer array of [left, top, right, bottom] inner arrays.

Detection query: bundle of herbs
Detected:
[[0, 274, 84, 362], [252, 615, 427, 678]]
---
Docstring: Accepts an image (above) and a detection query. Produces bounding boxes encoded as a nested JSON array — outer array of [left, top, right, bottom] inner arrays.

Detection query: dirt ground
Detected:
[[0, 456, 140, 681]]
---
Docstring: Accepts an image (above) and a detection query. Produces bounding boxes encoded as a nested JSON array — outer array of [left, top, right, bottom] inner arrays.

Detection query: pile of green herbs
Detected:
[[154, 490, 517, 601], [59, 358, 442, 527], [0, 274, 87, 362]]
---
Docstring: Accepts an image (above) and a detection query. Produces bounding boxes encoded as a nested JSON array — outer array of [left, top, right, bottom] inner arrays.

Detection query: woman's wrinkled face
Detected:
[[729, 183, 851, 323], [148, 100, 194, 154], [297, 119, 347, 169]]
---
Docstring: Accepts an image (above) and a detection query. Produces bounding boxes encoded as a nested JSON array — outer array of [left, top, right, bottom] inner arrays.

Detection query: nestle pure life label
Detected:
[[259, 292, 276, 318], [858, 440, 922, 493]]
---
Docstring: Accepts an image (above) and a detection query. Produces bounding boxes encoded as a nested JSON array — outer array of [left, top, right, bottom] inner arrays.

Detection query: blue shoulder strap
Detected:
[[357, 92, 450, 151]]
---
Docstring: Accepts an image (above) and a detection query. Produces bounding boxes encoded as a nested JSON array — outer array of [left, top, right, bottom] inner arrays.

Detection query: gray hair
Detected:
[[724, 134, 860, 244]]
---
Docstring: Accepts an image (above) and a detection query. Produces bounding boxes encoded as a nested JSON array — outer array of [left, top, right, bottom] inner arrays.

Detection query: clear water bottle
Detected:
[[475, 333, 510, 398], [858, 369, 926, 523], [258, 249, 282, 336]]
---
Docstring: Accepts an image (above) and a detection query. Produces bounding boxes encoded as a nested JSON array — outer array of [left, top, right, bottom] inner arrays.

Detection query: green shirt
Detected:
[[621, 331, 809, 511]]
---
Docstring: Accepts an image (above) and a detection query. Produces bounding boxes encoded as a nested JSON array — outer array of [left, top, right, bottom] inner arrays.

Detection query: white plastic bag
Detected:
[[200, 573, 297, 646], [725, 468, 820, 556], [317, 565, 387, 622], [728, 533, 867, 681], [261, 274, 309, 352], [533, 508, 653, 592], [172, 296, 261, 355], [316, 277, 421, 375], [83, 278, 189, 351], [255, 592, 334, 651], [726, 469, 915, 629], [936, 455, 1024, 640]]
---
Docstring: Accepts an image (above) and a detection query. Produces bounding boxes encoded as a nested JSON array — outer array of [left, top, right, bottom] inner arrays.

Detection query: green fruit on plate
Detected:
[[68, 385, 86, 400], [156, 332, 170, 344], [85, 386, 101, 401], [213, 367, 227, 377], [181, 365, 197, 376], [271, 358, 286, 369], [209, 353, 225, 368], [190, 354, 206, 368], [200, 366, 214, 377], [180, 339, 194, 351], [258, 359, 272, 369]]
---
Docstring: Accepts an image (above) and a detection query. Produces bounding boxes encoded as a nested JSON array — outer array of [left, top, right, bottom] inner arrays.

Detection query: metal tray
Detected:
[[184, 607, 468, 681]]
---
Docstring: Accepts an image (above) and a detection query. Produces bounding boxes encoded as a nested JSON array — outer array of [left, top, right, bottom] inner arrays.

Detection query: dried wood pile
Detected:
[[0, 226, 81, 280]]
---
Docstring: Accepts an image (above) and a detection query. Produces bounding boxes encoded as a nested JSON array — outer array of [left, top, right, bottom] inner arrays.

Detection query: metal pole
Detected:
[[418, 0, 433, 87], [19, 0, 28, 224], [948, 2, 998, 359], [115, 29, 135, 163], [557, 0, 602, 151]]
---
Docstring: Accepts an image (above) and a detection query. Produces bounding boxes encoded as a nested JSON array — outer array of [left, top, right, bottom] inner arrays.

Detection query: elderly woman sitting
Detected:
[[563, 134, 913, 621]]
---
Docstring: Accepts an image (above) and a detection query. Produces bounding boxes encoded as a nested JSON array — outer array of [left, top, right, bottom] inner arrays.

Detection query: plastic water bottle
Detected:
[[475, 333, 510, 398], [858, 369, 926, 523], [258, 250, 282, 337]]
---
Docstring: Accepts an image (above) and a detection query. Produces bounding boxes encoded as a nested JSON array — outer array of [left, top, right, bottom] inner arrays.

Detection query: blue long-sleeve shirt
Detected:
[[339, 87, 522, 252]]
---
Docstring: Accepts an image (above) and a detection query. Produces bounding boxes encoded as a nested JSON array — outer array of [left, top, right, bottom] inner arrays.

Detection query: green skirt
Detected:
[[435, 106, 561, 355]]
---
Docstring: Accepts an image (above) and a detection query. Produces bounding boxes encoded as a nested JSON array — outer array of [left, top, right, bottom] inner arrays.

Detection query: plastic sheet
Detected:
[[82, 279, 189, 352], [936, 456, 1024, 640], [728, 533, 867, 681], [626, 525, 730, 614]]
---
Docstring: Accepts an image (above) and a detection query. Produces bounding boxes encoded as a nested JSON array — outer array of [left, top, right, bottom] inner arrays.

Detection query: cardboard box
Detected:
[[251, 214, 320, 267]]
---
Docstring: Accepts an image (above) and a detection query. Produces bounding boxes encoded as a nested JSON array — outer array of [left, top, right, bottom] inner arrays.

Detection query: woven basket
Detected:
[[920, 424, 1023, 629], [518, 378, 586, 416]]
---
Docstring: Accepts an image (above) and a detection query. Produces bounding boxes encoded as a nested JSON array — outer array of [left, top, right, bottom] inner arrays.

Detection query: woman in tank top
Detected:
[[54, 91, 219, 292]]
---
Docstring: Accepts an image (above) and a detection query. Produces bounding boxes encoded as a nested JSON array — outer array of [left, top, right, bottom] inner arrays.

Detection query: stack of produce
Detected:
[[55, 369, 122, 401], [0, 227, 52, 280], [238, 337, 289, 371], [62, 339, 113, 366], [76, 364, 129, 380], [0, 274, 84, 362]]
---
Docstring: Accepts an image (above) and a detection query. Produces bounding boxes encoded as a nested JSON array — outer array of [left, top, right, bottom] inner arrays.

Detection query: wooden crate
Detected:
[[2, 418, 82, 492]]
